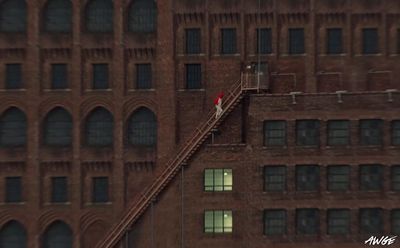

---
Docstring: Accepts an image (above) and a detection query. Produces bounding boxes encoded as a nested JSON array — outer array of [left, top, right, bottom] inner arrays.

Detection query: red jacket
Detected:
[[214, 92, 224, 105]]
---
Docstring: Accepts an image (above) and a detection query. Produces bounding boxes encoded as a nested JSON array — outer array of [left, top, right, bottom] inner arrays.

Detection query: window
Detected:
[[204, 210, 232, 233], [360, 119, 383, 146], [128, 0, 157, 33], [51, 177, 68, 203], [43, 0, 72, 32], [221, 28, 237, 54], [0, 221, 27, 248], [185, 64, 202, 89], [0, 0, 26, 32], [92, 64, 109, 89], [92, 177, 109, 203], [327, 28, 342, 54], [296, 120, 320, 146], [85, 0, 113, 32], [257, 28, 272, 54], [391, 166, 400, 191], [186, 28, 201, 54], [392, 209, 400, 235], [362, 28, 379, 54], [85, 107, 113, 147], [289, 28, 305, 54], [5, 177, 22, 203], [43, 108, 72, 146], [204, 169, 232, 192], [327, 165, 350, 191], [296, 165, 319, 191], [0, 108, 27, 147], [397, 29, 400, 54], [5, 64, 22, 89], [264, 209, 287, 235], [327, 120, 350, 146], [360, 208, 383, 234], [327, 209, 350, 235], [135, 64, 152, 89], [264, 121, 286, 146], [42, 221, 72, 248], [392, 120, 400, 146], [51, 64, 68, 89], [360, 165, 383, 191], [127, 107, 157, 147], [264, 166, 286, 192], [296, 209, 319, 235]]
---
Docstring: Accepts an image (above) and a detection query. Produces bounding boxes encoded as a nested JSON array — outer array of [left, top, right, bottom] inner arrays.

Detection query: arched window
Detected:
[[127, 107, 157, 147], [85, 0, 113, 32], [43, 0, 72, 32], [0, 221, 27, 248], [42, 221, 72, 248], [85, 107, 113, 146], [128, 0, 157, 33], [0, 107, 27, 147], [43, 107, 72, 146], [0, 0, 26, 32]]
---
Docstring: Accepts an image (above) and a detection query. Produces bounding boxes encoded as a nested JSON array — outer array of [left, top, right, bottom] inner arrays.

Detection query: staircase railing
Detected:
[[96, 75, 253, 248]]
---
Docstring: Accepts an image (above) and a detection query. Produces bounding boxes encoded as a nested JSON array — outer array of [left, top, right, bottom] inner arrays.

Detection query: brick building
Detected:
[[0, 0, 399, 247]]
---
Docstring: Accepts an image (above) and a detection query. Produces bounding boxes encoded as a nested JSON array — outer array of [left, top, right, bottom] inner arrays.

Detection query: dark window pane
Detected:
[[5, 64, 22, 89], [296, 120, 320, 146], [51, 64, 68, 89], [0, 108, 27, 147], [44, 108, 72, 146], [327, 28, 342, 54], [92, 64, 109, 89], [51, 177, 68, 203], [264, 166, 286, 192], [392, 209, 400, 235], [221, 28, 237, 54], [5, 177, 22, 203], [327, 165, 350, 191], [92, 177, 109, 203], [85, 108, 113, 146], [86, 0, 113, 32], [136, 64, 152, 89], [362, 28, 379, 54], [327, 120, 350, 146], [257, 28, 272, 54], [289, 28, 305, 54], [43, 221, 72, 248], [392, 120, 400, 146], [296, 165, 319, 191], [296, 209, 319, 235], [360, 119, 383, 146], [186, 28, 201, 54], [264, 209, 287, 235], [391, 166, 400, 191], [360, 208, 383, 234], [44, 0, 72, 32], [0, 221, 27, 248], [360, 165, 383, 191], [185, 64, 201, 89], [0, 0, 26, 32], [328, 209, 350, 235], [128, 0, 157, 33], [264, 121, 286, 146], [127, 107, 157, 146]]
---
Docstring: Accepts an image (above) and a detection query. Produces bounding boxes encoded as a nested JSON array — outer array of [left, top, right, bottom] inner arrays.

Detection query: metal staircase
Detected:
[[96, 72, 265, 248]]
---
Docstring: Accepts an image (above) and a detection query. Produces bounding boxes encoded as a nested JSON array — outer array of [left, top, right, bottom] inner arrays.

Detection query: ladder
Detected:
[[96, 75, 258, 248]]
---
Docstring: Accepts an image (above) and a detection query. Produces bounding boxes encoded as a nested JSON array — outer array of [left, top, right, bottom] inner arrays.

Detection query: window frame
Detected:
[[51, 63, 68, 89], [5, 176, 22, 203], [392, 120, 400, 146], [359, 208, 383, 234], [362, 28, 379, 55], [359, 164, 383, 191], [204, 210, 233, 234], [92, 63, 109, 90], [296, 165, 320, 192], [264, 209, 287, 235], [264, 166, 286, 192], [204, 168, 233, 192], [296, 120, 320, 147], [327, 120, 350, 146], [5, 63, 22, 90], [327, 209, 350, 235], [327, 165, 350, 191], [296, 208, 319, 235], [326, 28, 343, 55], [391, 209, 400, 235], [51, 176, 68, 203], [256, 28, 272, 55], [185, 28, 201, 54], [92, 176, 109, 203], [263, 120, 287, 147], [391, 165, 400, 191], [288, 28, 305, 55], [359, 119, 383, 146], [185, 63, 202, 89], [221, 28, 237, 55], [135, 63, 152, 89]]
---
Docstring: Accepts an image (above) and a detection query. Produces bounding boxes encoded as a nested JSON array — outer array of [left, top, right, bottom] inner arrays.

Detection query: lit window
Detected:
[[289, 28, 305, 54], [327, 165, 350, 191], [296, 120, 320, 146], [327, 209, 350, 235], [296, 209, 319, 235], [264, 166, 286, 191], [221, 28, 237, 54], [360, 165, 383, 191], [204, 169, 232, 192], [264, 209, 287, 235], [296, 165, 319, 191], [264, 121, 286, 146], [204, 210, 232, 233], [360, 119, 383, 146], [360, 208, 383, 234], [327, 120, 350, 146]]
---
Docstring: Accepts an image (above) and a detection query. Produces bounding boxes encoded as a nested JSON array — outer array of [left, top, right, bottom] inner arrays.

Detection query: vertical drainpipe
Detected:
[[181, 165, 185, 248]]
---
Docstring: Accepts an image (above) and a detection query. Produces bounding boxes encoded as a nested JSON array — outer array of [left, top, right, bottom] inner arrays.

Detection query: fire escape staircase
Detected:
[[96, 72, 266, 248]]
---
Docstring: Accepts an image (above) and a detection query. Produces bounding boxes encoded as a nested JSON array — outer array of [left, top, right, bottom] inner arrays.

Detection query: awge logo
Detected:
[[364, 236, 397, 246]]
